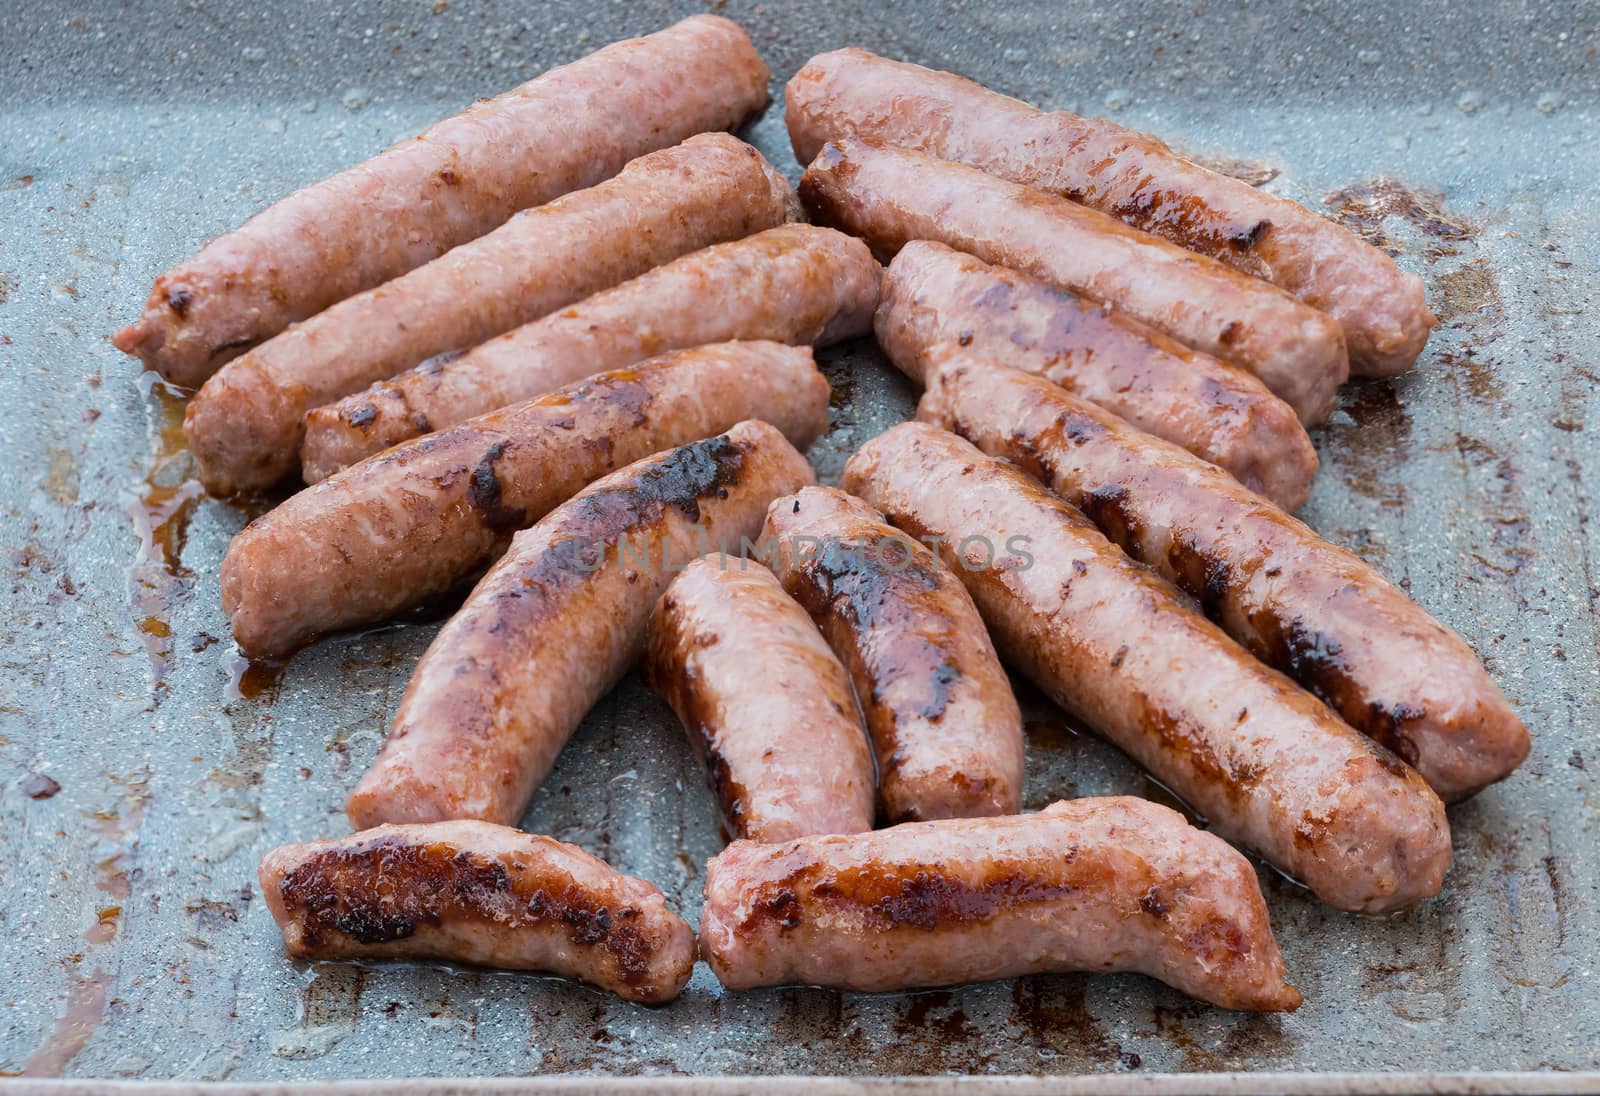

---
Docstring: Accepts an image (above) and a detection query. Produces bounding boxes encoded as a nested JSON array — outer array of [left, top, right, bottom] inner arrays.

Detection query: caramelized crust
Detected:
[[701, 798, 1301, 1012], [843, 423, 1450, 914], [221, 341, 827, 658], [920, 360, 1528, 801], [260, 821, 696, 1003], [759, 486, 1024, 822]]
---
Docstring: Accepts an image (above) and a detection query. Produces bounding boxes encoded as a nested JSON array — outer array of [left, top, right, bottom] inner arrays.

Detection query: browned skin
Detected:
[[800, 139, 1348, 426], [758, 486, 1024, 823], [643, 558, 876, 842], [844, 424, 1451, 914], [875, 241, 1318, 512], [303, 224, 881, 481], [919, 360, 1529, 801], [185, 133, 800, 495], [785, 48, 1434, 377], [113, 15, 772, 389], [221, 342, 828, 659], [700, 798, 1300, 1011], [347, 421, 817, 829], [259, 821, 696, 1003]]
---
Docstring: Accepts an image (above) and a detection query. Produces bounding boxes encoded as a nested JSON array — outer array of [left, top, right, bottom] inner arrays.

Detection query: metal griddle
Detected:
[[2, 0, 1597, 1089]]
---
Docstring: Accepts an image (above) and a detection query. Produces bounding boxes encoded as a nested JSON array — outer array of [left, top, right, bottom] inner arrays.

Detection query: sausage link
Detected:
[[644, 557, 876, 842], [843, 423, 1450, 914], [801, 138, 1347, 425], [785, 47, 1433, 376], [221, 342, 827, 659], [920, 359, 1529, 801], [759, 486, 1024, 822], [259, 821, 695, 1003], [114, 15, 771, 388], [347, 420, 816, 829], [876, 240, 1318, 511], [700, 798, 1301, 1012], [303, 224, 880, 481], [185, 133, 799, 495]]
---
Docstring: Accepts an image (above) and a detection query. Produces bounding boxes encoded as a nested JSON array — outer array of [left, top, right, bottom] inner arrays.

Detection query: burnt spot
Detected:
[[417, 348, 466, 377], [1363, 701, 1425, 768], [751, 887, 803, 932], [1079, 484, 1141, 549], [1109, 645, 1129, 670], [438, 168, 460, 186], [575, 433, 745, 528], [1164, 530, 1234, 618], [1139, 886, 1171, 919], [166, 286, 193, 316], [1218, 320, 1245, 347], [1229, 220, 1273, 250], [468, 440, 528, 534], [1251, 612, 1356, 712], [813, 865, 1080, 932], [346, 403, 378, 428]]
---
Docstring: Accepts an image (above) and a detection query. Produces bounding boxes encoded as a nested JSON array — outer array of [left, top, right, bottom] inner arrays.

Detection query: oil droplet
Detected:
[[222, 647, 285, 703]]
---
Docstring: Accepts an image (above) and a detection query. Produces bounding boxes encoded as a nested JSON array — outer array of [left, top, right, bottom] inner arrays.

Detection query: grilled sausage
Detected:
[[700, 798, 1301, 1011], [259, 821, 695, 1003], [347, 420, 816, 829], [920, 360, 1529, 801], [113, 15, 772, 389], [876, 241, 1318, 512], [222, 342, 828, 659], [758, 486, 1024, 822], [785, 48, 1433, 377], [644, 558, 875, 842], [800, 139, 1346, 425], [303, 224, 881, 481], [843, 424, 1450, 914], [186, 133, 799, 495]]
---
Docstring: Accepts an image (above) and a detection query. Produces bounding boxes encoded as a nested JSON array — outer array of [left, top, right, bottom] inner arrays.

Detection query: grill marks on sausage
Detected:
[[468, 440, 529, 534], [276, 838, 657, 983]]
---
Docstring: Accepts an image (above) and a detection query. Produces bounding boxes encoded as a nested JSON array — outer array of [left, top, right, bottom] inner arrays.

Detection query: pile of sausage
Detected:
[[118, 17, 1530, 1014]]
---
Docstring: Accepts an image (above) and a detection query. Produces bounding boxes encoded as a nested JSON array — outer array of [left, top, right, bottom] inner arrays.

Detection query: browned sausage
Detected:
[[800, 138, 1347, 425], [785, 48, 1434, 377], [643, 557, 876, 841], [259, 821, 695, 1003], [347, 420, 817, 829], [700, 798, 1301, 1011], [114, 15, 772, 389], [758, 486, 1024, 822], [185, 133, 799, 495], [919, 359, 1529, 801], [843, 423, 1450, 914], [302, 224, 881, 481], [221, 342, 828, 659], [875, 240, 1318, 512]]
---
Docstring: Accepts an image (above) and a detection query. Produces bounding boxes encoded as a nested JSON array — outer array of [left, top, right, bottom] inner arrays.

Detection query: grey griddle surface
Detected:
[[2, 0, 1597, 1085]]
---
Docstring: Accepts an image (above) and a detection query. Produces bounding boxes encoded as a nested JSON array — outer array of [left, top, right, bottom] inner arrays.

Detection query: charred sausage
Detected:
[[700, 798, 1301, 1011], [759, 486, 1024, 822], [644, 557, 876, 841], [303, 224, 880, 481], [800, 138, 1347, 425], [843, 423, 1450, 914], [876, 240, 1318, 511], [347, 420, 817, 829], [114, 15, 772, 388], [186, 133, 799, 495], [259, 821, 696, 1003], [785, 48, 1433, 376], [222, 342, 828, 659], [919, 359, 1529, 801]]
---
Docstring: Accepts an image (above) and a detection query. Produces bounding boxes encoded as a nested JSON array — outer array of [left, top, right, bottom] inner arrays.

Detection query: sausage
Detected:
[[302, 224, 881, 481], [758, 486, 1024, 822], [800, 139, 1347, 426], [113, 15, 772, 389], [876, 241, 1318, 512], [643, 558, 876, 842], [222, 342, 828, 659], [919, 359, 1529, 802], [785, 48, 1433, 377], [843, 423, 1450, 914], [699, 798, 1301, 1011], [259, 821, 695, 1003], [347, 420, 817, 829], [185, 133, 800, 495]]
